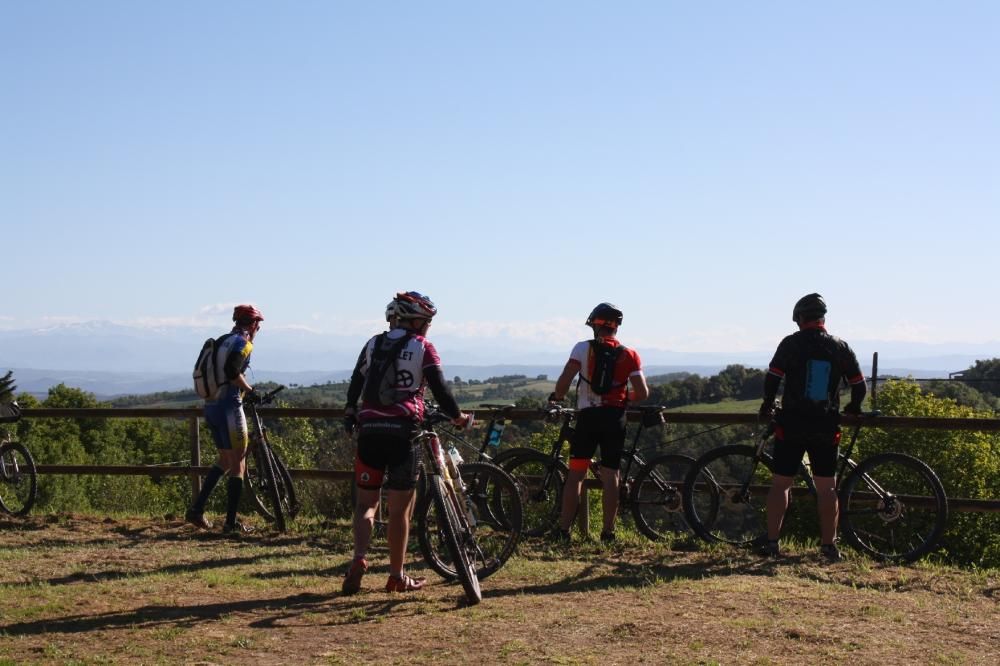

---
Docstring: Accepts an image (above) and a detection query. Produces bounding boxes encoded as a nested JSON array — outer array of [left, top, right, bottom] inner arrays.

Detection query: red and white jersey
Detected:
[[569, 338, 643, 409]]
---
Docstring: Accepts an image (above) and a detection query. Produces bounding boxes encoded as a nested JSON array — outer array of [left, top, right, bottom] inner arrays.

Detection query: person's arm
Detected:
[[224, 339, 255, 394], [628, 372, 649, 402], [549, 359, 581, 402], [760, 343, 785, 418], [344, 346, 368, 410], [842, 345, 867, 413], [424, 365, 467, 424], [845, 380, 868, 413], [762, 372, 781, 408]]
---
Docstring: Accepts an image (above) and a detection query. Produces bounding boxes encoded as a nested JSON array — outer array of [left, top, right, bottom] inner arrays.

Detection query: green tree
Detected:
[[858, 380, 1000, 566], [957, 358, 1000, 399]]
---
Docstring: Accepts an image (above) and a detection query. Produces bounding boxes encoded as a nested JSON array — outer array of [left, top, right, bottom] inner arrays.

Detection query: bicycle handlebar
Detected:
[[423, 407, 475, 431], [247, 385, 286, 407]]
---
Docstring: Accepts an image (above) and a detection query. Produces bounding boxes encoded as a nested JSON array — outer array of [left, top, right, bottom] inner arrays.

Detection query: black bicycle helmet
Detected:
[[792, 293, 827, 322], [586, 302, 623, 328]]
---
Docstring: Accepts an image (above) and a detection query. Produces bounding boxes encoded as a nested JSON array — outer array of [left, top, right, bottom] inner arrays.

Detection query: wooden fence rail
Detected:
[[15, 407, 1000, 517]]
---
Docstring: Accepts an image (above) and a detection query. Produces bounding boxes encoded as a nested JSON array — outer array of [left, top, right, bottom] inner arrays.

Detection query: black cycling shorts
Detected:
[[569, 406, 627, 470], [355, 420, 419, 491], [772, 425, 842, 477]]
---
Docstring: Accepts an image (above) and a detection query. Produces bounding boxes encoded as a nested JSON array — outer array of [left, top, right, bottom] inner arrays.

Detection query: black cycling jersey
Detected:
[[764, 324, 865, 418]]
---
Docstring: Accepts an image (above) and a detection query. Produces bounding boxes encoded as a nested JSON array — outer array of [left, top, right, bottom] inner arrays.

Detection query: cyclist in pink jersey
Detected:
[[548, 303, 649, 543], [342, 292, 470, 594]]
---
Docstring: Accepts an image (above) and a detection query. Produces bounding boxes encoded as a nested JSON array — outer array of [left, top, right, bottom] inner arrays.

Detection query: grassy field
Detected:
[[1, 513, 997, 664]]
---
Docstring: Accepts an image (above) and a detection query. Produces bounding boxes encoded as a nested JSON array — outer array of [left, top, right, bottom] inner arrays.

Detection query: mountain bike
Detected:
[[681, 410, 949, 563], [243, 386, 299, 532], [412, 409, 523, 605], [350, 403, 515, 537], [0, 403, 37, 517], [494, 405, 708, 540]]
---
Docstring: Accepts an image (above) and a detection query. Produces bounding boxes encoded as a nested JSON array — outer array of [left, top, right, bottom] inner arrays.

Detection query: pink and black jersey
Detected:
[[355, 329, 442, 422], [569, 338, 643, 409]]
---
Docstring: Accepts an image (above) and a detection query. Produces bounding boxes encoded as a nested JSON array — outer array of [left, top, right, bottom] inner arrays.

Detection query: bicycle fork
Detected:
[[0, 448, 21, 482], [429, 433, 478, 530]]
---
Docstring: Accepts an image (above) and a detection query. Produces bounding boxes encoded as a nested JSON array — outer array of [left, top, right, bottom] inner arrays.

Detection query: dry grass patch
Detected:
[[0, 514, 997, 664]]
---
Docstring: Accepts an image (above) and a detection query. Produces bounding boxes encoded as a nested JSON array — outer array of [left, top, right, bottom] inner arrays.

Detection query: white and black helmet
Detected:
[[393, 291, 438, 320]]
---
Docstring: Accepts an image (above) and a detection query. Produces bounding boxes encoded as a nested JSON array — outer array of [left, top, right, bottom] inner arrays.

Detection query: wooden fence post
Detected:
[[189, 415, 201, 503]]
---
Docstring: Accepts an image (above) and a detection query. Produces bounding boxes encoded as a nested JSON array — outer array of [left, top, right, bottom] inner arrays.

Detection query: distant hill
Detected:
[[2, 320, 996, 397]]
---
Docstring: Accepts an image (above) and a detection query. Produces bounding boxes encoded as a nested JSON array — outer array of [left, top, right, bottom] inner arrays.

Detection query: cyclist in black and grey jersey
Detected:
[[759, 293, 866, 561]]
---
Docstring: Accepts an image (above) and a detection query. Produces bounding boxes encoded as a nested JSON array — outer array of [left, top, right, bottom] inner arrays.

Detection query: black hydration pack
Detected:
[[800, 334, 843, 413], [362, 332, 413, 406], [583, 339, 625, 395]]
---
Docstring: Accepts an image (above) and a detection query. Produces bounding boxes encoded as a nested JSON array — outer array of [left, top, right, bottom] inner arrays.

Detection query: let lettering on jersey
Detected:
[[357, 329, 441, 421]]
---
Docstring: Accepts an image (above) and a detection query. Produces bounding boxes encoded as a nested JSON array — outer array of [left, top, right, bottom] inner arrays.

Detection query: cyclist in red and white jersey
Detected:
[[548, 303, 649, 543], [342, 291, 469, 594]]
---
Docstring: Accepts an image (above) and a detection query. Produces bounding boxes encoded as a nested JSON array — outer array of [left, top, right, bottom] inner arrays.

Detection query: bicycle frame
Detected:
[[742, 412, 915, 511], [556, 406, 665, 501], [414, 414, 478, 530], [241, 386, 297, 530], [438, 403, 514, 463]]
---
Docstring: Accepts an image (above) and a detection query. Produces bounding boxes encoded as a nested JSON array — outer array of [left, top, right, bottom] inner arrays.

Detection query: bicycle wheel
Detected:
[[630, 453, 701, 540], [428, 474, 482, 604], [245, 442, 286, 531], [494, 447, 565, 537], [0, 442, 38, 516], [244, 446, 271, 519], [839, 452, 948, 563], [417, 462, 522, 582], [245, 446, 297, 522], [683, 444, 772, 546], [270, 452, 298, 521]]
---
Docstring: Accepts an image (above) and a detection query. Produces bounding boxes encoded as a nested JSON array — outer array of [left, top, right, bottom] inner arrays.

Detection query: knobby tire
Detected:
[[630, 453, 701, 540], [430, 474, 482, 605], [494, 447, 566, 538], [683, 444, 772, 546], [839, 452, 948, 563], [246, 446, 298, 528], [417, 462, 522, 582], [0, 441, 38, 516]]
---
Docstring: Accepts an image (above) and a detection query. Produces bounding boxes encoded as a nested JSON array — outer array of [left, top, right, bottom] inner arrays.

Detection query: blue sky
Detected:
[[3, 1, 999, 362]]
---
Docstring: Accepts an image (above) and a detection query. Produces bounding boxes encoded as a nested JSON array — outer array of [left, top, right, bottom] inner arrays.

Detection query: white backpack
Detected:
[[192, 334, 233, 399]]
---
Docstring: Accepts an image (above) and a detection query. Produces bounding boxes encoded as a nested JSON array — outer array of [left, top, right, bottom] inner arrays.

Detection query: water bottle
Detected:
[[487, 422, 505, 448], [446, 444, 464, 476]]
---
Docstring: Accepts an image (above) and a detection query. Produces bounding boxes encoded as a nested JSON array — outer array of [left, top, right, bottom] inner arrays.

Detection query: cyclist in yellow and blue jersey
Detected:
[[186, 304, 264, 535]]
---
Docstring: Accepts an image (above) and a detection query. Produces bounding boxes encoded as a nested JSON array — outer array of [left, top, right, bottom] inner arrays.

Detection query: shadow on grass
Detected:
[[0, 592, 338, 636], [2, 578, 467, 635], [485, 550, 794, 599]]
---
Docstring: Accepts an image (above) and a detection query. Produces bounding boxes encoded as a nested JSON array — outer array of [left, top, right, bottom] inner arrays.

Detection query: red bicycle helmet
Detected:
[[233, 304, 265, 324], [394, 291, 437, 320]]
